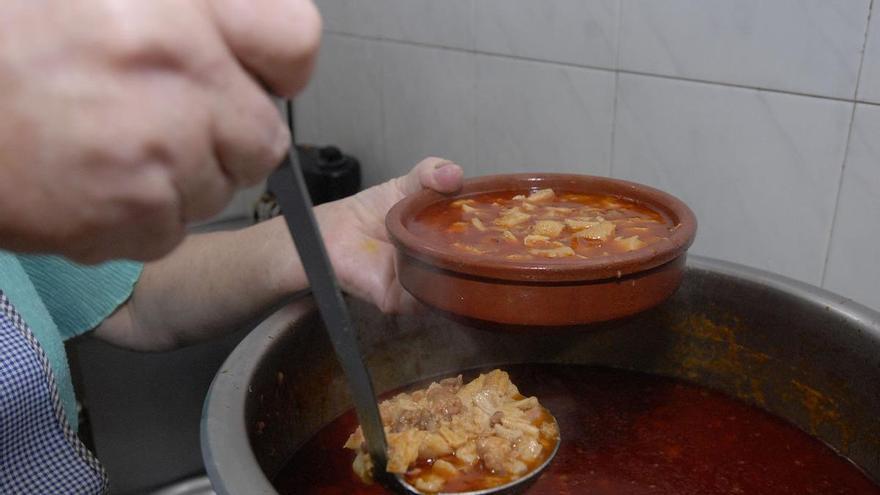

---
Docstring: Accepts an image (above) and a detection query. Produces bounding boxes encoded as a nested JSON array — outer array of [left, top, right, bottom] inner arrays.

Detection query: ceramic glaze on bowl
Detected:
[[385, 174, 697, 327]]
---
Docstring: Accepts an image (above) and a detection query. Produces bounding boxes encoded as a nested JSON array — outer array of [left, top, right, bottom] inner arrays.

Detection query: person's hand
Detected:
[[0, 0, 321, 263], [317, 157, 464, 313]]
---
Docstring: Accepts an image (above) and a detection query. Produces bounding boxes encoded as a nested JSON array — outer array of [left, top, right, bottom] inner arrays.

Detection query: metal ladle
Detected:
[[271, 102, 559, 495]]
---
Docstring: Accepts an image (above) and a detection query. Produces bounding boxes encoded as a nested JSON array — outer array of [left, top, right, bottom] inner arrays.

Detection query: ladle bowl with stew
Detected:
[[385, 173, 697, 328], [353, 370, 562, 494], [395, 432, 560, 495]]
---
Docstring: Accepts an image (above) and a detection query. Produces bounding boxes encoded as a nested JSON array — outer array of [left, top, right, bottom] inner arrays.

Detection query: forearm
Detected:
[[93, 157, 463, 351], [95, 217, 306, 351]]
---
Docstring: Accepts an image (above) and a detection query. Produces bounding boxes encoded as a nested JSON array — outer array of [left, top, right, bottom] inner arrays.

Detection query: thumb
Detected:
[[397, 157, 464, 196]]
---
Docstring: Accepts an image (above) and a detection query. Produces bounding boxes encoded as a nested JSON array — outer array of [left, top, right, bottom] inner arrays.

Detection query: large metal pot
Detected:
[[201, 256, 880, 494]]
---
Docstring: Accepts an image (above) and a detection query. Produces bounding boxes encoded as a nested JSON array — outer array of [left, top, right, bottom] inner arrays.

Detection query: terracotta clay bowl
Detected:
[[385, 173, 697, 327]]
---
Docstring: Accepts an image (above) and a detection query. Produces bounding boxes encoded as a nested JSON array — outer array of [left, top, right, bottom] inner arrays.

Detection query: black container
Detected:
[[292, 144, 361, 205], [256, 145, 361, 223]]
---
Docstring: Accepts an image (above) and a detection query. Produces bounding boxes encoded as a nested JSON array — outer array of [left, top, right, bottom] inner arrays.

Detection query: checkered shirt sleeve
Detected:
[[0, 291, 108, 494]]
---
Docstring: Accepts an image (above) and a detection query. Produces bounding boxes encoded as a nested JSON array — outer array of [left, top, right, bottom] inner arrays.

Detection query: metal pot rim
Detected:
[[201, 254, 880, 495]]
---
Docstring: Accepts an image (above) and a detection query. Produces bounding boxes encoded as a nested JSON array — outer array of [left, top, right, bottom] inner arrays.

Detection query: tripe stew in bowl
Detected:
[[408, 188, 677, 261]]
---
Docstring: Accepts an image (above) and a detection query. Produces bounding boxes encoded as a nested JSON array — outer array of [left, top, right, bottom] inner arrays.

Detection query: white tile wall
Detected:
[[858, 8, 880, 103], [612, 74, 851, 284], [824, 104, 880, 308], [293, 78, 321, 144], [475, 55, 615, 175], [475, 0, 619, 69], [378, 0, 474, 50], [311, 35, 386, 187], [312, 0, 384, 38], [619, 0, 871, 99], [315, 0, 473, 50], [293, 2, 880, 310], [381, 42, 477, 180]]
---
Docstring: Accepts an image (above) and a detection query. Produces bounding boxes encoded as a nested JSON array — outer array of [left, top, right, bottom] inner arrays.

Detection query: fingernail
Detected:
[[434, 160, 455, 170]]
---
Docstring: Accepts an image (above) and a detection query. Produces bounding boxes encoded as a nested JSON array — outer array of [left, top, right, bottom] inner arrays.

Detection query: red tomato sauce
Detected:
[[273, 365, 879, 494], [408, 190, 676, 262]]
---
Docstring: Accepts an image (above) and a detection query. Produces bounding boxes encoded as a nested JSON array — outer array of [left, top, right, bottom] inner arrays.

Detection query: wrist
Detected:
[[254, 217, 309, 297], [262, 200, 350, 297], [314, 200, 350, 289]]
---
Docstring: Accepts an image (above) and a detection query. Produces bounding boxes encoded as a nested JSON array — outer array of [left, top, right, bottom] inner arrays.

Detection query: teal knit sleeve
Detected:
[[18, 255, 143, 339]]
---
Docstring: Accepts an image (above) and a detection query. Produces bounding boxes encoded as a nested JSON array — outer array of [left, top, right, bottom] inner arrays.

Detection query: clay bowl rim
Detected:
[[386, 173, 697, 283]]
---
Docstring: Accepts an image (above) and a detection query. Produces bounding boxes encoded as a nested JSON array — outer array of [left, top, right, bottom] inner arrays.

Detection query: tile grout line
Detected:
[[325, 29, 880, 108], [471, 0, 479, 171], [376, 37, 388, 182], [617, 68, 876, 105], [307, 41, 324, 147], [608, 0, 625, 179], [819, 0, 874, 287]]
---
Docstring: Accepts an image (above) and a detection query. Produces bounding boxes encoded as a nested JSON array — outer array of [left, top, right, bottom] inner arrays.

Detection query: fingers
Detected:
[[393, 288, 424, 316], [161, 94, 235, 222], [62, 166, 187, 263], [133, 80, 234, 223], [378, 253, 421, 314], [203, 0, 307, 191], [208, 62, 291, 187], [206, 0, 322, 96], [430, 161, 465, 193], [0, 0, 311, 262], [398, 157, 464, 196]]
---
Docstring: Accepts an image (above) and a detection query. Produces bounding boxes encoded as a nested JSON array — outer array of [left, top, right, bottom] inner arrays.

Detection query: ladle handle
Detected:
[[270, 106, 389, 477]]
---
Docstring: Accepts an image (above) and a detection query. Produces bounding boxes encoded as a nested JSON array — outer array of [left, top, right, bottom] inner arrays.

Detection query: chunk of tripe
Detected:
[[471, 217, 487, 231], [413, 474, 444, 493], [452, 242, 486, 254], [532, 220, 564, 238], [544, 206, 573, 214], [461, 203, 477, 214], [525, 188, 556, 203], [523, 234, 551, 248], [454, 441, 478, 465], [564, 217, 597, 230], [568, 220, 616, 241], [529, 246, 576, 258], [494, 209, 531, 227], [451, 199, 475, 207], [432, 459, 458, 478], [387, 429, 422, 473], [501, 230, 518, 243], [615, 235, 646, 252]]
